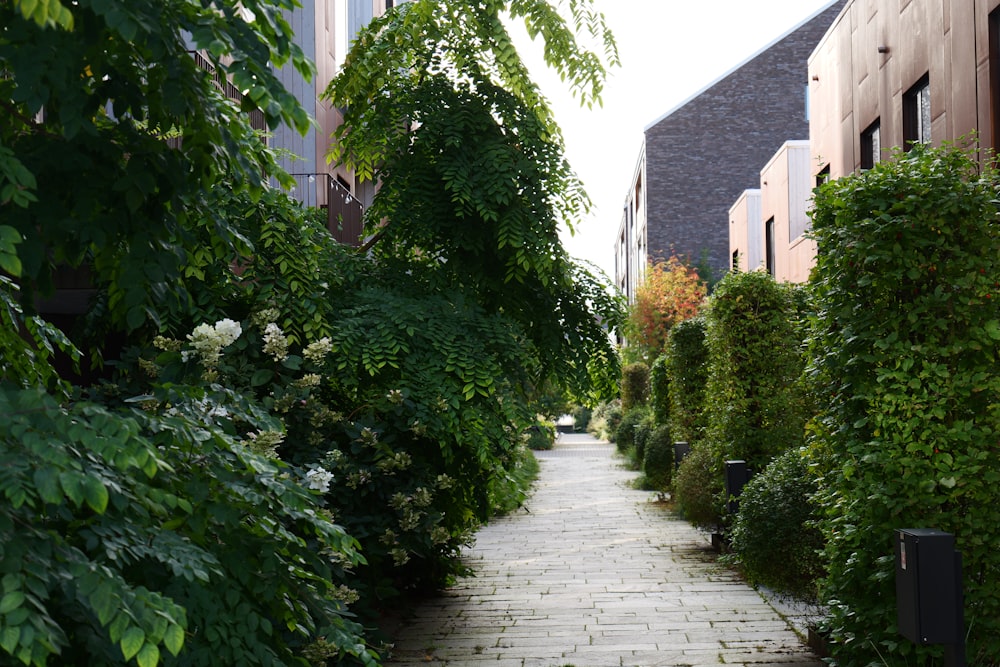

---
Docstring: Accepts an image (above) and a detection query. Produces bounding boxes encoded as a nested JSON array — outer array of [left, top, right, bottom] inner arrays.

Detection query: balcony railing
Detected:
[[288, 173, 364, 247]]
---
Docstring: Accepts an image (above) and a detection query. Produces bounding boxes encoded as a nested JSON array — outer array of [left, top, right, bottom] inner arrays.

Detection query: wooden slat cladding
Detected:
[[808, 0, 1000, 180]]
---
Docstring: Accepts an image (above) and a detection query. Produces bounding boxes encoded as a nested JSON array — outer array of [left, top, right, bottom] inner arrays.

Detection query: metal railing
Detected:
[[287, 173, 365, 247]]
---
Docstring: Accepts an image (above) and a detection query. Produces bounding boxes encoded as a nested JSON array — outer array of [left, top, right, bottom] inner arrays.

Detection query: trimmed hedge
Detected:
[[664, 317, 708, 444], [649, 354, 670, 425], [621, 362, 650, 412], [673, 441, 722, 529], [808, 142, 1000, 666], [703, 271, 806, 474], [728, 448, 824, 599], [642, 424, 674, 492]]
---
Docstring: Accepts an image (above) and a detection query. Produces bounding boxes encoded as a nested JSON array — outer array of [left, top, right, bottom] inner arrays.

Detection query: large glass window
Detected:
[[765, 217, 776, 278], [903, 76, 931, 148], [861, 120, 881, 170]]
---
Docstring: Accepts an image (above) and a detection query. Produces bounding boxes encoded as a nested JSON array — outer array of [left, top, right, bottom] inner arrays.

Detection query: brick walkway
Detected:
[[386, 433, 823, 667]]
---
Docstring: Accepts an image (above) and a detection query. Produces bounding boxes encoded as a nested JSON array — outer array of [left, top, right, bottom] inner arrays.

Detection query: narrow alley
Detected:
[[386, 433, 823, 667]]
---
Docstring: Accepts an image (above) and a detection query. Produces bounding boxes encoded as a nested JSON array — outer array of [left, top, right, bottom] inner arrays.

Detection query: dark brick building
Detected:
[[615, 0, 846, 302]]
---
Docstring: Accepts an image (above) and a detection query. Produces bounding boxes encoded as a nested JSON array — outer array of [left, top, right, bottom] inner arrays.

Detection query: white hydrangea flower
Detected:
[[213, 318, 242, 346], [305, 467, 334, 493], [262, 322, 289, 362], [186, 318, 243, 368], [303, 337, 333, 364]]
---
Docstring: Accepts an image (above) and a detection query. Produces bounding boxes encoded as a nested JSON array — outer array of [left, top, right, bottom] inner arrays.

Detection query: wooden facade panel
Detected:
[[949, 0, 978, 140], [787, 142, 812, 243]]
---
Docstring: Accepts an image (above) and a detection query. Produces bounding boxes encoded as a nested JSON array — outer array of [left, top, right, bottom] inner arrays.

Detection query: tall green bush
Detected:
[[704, 272, 806, 473], [664, 317, 708, 443], [615, 406, 652, 454], [620, 362, 650, 412], [649, 354, 670, 425], [808, 142, 1000, 666]]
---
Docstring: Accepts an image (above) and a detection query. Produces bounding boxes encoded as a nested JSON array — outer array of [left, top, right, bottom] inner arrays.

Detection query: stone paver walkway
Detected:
[[386, 433, 823, 667]]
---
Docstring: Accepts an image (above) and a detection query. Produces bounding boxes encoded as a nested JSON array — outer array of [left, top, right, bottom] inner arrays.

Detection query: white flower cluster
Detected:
[[294, 373, 321, 389], [185, 318, 242, 367], [303, 337, 332, 364], [262, 323, 289, 362], [305, 467, 334, 493]]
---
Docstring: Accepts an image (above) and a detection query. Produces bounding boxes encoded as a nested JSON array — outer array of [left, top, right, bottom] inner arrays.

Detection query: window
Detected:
[[765, 217, 775, 277], [903, 75, 931, 148], [816, 165, 830, 189], [861, 120, 881, 170]]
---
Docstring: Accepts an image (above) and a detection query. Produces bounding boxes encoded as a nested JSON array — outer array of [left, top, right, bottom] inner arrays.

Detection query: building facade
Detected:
[[731, 140, 814, 282], [809, 0, 1000, 182], [614, 0, 846, 302], [271, 1, 401, 244], [741, 0, 1000, 284]]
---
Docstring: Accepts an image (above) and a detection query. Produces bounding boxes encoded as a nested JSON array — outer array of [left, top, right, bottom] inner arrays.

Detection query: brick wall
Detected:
[[642, 1, 846, 278]]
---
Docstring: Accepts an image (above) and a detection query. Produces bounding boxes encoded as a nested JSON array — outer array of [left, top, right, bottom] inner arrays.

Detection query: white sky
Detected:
[[508, 0, 836, 280]]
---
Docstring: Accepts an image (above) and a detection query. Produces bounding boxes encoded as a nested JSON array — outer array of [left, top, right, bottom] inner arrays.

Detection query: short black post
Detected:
[[724, 460, 751, 514], [673, 441, 690, 471]]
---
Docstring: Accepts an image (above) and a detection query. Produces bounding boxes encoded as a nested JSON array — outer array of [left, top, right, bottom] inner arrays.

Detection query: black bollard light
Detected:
[[895, 528, 965, 667]]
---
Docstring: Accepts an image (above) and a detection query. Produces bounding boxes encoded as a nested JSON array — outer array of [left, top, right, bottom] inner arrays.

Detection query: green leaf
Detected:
[[250, 369, 273, 387], [120, 627, 145, 661], [163, 623, 184, 656], [0, 591, 25, 614], [985, 320, 1000, 340], [82, 476, 110, 513], [32, 468, 62, 505], [0, 627, 19, 654], [136, 642, 160, 667]]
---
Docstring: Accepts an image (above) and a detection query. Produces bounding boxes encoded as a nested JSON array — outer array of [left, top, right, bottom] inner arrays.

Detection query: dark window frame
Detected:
[[765, 217, 776, 278], [861, 119, 881, 170], [903, 75, 931, 149]]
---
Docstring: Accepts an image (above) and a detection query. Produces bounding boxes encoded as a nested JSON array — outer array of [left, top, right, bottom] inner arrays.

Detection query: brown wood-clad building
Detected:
[[808, 0, 1000, 180]]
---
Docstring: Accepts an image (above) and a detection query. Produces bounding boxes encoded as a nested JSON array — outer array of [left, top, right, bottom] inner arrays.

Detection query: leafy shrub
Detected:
[[642, 424, 674, 492], [728, 448, 824, 599], [632, 413, 656, 465], [624, 256, 706, 362], [588, 399, 622, 441], [0, 385, 377, 667], [614, 406, 652, 454], [808, 142, 1000, 666], [673, 441, 723, 530], [649, 354, 670, 425], [489, 443, 540, 515], [664, 317, 708, 444], [620, 362, 650, 411], [571, 404, 592, 432], [525, 419, 556, 450], [704, 271, 806, 473]]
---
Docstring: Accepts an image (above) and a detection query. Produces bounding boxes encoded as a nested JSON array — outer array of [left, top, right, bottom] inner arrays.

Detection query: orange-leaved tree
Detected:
[[625, 256, 706, 362]]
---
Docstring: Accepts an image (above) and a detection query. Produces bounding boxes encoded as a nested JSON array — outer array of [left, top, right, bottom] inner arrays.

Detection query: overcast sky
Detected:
[[508, 0, 837, 280]]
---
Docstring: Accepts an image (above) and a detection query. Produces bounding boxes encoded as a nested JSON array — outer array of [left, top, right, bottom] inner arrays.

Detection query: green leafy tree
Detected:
[[808, 142, 1000, 666], [1, 0, 311, 336], [325, 0, 623, 403], [624, 256, 707, 363]]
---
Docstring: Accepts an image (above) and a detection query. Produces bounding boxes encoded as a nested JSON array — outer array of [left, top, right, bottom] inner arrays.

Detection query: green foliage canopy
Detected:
[[324, 0, 623, 403], [0, 0, 312, 333]]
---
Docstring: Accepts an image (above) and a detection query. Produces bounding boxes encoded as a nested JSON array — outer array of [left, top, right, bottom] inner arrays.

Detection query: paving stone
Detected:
[[385, 433, 822, 666]]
